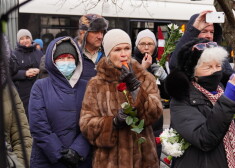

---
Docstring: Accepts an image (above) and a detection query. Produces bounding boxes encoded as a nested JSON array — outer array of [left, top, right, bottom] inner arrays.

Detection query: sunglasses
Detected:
[[192, 42, 218, 51]]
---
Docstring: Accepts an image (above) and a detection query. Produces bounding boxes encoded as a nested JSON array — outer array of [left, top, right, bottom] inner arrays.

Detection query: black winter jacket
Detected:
[[170, 84, 235, 168], [12, 43, 43, 116]]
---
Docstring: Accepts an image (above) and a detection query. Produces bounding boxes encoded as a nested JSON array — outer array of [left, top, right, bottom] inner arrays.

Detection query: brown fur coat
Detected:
[[80, 58, 163, 168]]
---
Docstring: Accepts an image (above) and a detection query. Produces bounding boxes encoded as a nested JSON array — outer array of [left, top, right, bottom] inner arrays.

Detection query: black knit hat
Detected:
[[53, 41, 78, 63]]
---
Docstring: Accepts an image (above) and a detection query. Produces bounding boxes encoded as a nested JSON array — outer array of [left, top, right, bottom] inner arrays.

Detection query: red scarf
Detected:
[[192, 82, 235, 168]]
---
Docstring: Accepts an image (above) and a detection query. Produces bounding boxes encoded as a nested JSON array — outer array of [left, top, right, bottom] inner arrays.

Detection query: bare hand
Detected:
[[193, 10, 213, 31], [26, 68, 40, 77], [141, 53, 152, 69]]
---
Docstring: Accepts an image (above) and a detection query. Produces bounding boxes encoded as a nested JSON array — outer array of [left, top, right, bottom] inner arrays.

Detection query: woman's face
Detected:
[[109, 43, 131, 68], [19, 36, 32, 47], [137, 37, 155, 55], [194, 60, 222, 77]]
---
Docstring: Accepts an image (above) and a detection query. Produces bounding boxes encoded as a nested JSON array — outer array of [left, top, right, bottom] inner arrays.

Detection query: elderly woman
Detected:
[[80, 29, 163, 168], [133, 29, 168, 160], [165, 38, 235, 168], [28, 37, 91, 168]]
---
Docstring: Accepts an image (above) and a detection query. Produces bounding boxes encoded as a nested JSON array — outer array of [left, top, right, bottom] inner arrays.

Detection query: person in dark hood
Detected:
[[78, 14, 109, 81], [165, 38, 235, 168], [11, 29, 43, 117], [28, 37, 91, 168], [169, 10, 234, 86]]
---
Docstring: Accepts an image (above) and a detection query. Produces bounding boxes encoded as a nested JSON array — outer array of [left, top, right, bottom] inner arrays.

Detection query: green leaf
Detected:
[[137, 119, 144, 129], [126, 116, 133, 125], [132, 117, 139, 124], [137, 137, 146, 145], [131, 127, 144, 134]]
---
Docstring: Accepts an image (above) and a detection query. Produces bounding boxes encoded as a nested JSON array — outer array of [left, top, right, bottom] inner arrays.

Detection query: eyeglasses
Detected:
[[192, 42, 218, 51], [138, 42, 155, 48]]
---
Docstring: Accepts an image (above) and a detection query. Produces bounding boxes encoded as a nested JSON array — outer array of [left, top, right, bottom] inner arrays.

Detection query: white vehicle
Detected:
[[2, 0, 216, 48]]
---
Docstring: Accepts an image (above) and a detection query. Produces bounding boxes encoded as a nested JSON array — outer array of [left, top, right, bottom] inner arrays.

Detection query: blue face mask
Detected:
[[56, 61, 76, 77]]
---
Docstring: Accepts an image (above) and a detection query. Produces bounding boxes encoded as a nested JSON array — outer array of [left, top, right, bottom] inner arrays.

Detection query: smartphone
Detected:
[[206, 12, 225, 23]]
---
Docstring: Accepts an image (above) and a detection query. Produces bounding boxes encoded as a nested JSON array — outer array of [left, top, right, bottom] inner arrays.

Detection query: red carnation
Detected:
[[155, 137, 161, 144], [117, 83, 127, 92], [164, 157, 171, 165]]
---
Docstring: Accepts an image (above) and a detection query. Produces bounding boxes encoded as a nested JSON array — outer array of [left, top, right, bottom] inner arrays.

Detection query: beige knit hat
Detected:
[[17, 29, 32, 42], [102, 29, 132, 56]]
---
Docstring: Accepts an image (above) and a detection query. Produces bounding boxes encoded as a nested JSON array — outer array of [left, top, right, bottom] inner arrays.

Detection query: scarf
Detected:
[[192, 81, 235, 168]]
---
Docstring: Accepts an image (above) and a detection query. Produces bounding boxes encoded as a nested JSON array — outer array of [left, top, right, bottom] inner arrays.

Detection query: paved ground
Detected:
[[163, 108, 170, 129], [160, 108, 171, 168]]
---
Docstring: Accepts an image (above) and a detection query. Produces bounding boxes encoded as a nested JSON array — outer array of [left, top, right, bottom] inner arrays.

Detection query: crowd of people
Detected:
[[1, 10, 235, 168]]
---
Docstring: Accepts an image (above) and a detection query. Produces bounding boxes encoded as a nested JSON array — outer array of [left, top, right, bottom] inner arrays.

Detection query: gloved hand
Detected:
[[113, 109, 129, 128], [151, 63, 167, 81], [60, 149, 83, 168], [224, 74, 235, 101], [120, 65, 141, 91]]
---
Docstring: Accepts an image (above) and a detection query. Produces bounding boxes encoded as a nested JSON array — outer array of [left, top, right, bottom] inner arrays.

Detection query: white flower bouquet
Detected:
[[156, 128, 191, 164]]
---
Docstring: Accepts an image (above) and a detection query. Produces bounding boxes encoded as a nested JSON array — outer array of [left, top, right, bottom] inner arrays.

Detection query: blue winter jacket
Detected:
[[28, 37, 91, 168]]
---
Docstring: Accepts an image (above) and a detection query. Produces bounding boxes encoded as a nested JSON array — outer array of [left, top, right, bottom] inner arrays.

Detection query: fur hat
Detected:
[[79, 14, 108, 32], [102, 29, 132, 57], [17, 29, 32, 42], [164, 38, 210, 100], [135, 29, 157, 46], [34, 39, 43, 48], [53, 41, 78, 63]]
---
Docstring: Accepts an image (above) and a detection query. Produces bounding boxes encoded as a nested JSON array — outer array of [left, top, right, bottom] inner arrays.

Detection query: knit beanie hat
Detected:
[[53, 41, 78, 63], [135, 29, 157, 46], [79, 14, 108, 32], [17, 29, 32, 42], [102, 29, 132, 56], [34, 39, 43, 48]]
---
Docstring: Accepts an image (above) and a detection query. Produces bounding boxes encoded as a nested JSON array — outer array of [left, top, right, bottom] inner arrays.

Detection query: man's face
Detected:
[[86, 30, 104, 49], [198, 25, 214, 41]]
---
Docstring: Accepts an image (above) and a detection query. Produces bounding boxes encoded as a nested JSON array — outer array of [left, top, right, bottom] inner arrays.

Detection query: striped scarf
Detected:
[[192, 81, 235, 168]]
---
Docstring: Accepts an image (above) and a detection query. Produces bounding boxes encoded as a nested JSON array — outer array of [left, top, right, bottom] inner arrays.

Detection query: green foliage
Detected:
[[159, 24, 183, 67]]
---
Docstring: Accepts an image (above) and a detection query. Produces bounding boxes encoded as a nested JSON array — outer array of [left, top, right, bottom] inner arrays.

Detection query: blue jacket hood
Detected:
[[187, 14, 222, 43], [45, 36, 83, 88]]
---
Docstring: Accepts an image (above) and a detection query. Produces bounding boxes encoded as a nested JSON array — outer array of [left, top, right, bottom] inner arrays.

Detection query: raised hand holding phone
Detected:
[[206, 12, 225, 23]]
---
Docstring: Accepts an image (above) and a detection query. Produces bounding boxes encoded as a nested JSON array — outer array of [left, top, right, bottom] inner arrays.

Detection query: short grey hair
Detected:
[[195, 46, 228, 69]]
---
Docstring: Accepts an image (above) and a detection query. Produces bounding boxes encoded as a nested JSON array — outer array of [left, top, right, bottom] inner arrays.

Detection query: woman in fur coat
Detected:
[[80, 29, 163, 168], [165, 38, 235, 168]]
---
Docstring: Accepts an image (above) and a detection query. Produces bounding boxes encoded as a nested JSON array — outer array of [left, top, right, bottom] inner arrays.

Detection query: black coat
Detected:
[[170, 84, 235, 168], [12, 43, 43, 116]]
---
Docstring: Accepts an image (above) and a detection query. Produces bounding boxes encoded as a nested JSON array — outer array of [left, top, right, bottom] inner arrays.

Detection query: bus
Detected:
[[2, 0, 215, 49]]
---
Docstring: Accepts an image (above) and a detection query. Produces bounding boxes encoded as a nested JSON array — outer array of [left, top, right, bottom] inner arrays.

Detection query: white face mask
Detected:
[[56, 61, 76, 77]]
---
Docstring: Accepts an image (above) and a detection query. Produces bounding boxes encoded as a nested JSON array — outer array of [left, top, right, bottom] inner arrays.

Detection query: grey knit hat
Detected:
[[135, 29, 157, 46], [17, 29, 32, 42], [102, 29, 132, 56], [53, 41, 78, 63]]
